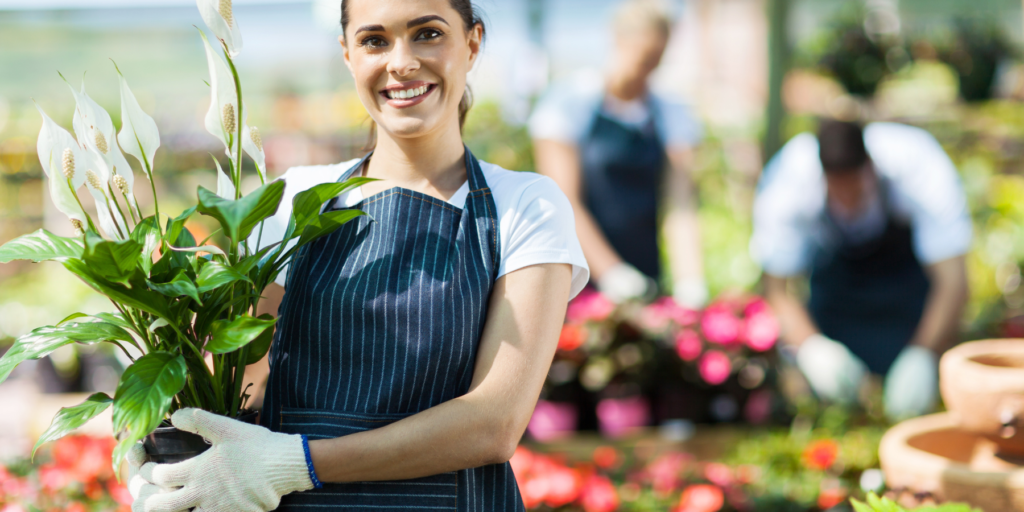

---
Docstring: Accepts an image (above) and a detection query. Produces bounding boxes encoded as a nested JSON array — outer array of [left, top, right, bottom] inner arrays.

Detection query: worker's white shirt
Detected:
[[252, 159, 591, 299], [751, 122, 972, 277]]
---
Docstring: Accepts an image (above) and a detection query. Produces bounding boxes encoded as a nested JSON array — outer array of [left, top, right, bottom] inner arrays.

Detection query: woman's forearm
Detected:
[[664, 148, 703, 283], [764, 274, 820, 346], [308, 392, 512, 483], [308, 264, 571, 484], [573, 202, 624, 280]]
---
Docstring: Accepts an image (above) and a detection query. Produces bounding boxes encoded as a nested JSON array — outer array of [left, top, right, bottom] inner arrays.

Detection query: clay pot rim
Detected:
[[941, 339, 1024, 392], [880, 413, 1024, 484]]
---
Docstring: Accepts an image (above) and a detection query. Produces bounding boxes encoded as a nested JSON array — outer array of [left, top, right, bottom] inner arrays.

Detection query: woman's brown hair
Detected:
[[341, 0, 485, 146]]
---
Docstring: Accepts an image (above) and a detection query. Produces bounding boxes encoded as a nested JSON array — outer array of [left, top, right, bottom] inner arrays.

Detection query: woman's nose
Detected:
[[386, 39, 420, 77]]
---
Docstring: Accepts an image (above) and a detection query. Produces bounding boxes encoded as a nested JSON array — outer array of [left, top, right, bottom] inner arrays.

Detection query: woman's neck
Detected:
[[364, 117, 468, 200], [605, 73, 646, 102]]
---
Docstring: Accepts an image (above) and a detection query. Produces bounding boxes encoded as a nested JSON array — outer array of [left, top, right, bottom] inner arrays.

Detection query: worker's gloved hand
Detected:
[[884, 345, 939, 422], [796, 334, 868, 405], [597, 262, 656, 304], [134, 408, 315, 512], [673, 277, 709, 310]]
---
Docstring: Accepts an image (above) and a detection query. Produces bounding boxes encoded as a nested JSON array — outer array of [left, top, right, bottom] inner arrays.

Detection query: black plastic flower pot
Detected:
[[142, 410, 259, 464]]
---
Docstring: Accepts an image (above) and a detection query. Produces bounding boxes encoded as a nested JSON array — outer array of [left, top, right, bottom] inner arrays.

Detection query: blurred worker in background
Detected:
[[752, 119, 971, 421], [530, 0, 706, 307]]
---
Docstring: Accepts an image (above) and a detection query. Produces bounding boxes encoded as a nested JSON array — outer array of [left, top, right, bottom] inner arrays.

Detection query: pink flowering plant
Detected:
[[535, 290, 783, 435]]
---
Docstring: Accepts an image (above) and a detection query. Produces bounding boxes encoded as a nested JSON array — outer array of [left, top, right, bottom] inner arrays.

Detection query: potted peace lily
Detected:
[[0, 0, 366, 470]]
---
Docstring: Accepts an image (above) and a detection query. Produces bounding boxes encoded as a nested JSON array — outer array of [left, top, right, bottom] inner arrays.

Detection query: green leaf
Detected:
[[245, 314, 276, 364], [286, 178, 376, 240], [131, 217, 162, 275], [0, 229, 83, 263], [298, 210, 366, 246], [165, 206, 197, 244], [82, 231, 143, 285], [196, 261, 251, 293], [111, 352, 187, 470], [197, 180, 285, 243], [64, 260, 173, 321], [148, 270, 203, 305], [851, 498, 875, 512], [57, 313, 90, 325], [0, 322, 137, 385], [32, 393, 113, 460], [206, 315, 277, 355]]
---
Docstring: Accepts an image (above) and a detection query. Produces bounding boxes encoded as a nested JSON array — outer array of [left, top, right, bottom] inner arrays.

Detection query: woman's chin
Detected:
[[378, 116, 441, 140]]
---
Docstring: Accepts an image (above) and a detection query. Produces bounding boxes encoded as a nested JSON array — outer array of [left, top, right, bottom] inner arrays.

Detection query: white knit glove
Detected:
[[598, 263, 656, 303], [884, 345, 938, 422], [796, 334, 868, 405], [673, 277, 709, 309], [134, 408, 314, 512]]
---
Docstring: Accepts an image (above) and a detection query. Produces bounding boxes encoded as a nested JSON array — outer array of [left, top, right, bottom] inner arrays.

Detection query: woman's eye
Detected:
[[360, 36, 387, 49], [415, 28, 443, 41]]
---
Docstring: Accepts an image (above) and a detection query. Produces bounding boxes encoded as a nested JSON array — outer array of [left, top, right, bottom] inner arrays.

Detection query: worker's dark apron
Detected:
[[262, 149, 523, 511], [808, 182, 930, 374], [579, 101, 667, 281]]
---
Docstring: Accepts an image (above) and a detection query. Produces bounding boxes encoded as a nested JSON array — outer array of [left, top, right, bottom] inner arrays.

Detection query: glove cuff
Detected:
[[266, 433, 317, 495]]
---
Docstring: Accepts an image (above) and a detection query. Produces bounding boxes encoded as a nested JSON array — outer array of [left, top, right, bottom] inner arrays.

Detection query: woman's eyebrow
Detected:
[[354, 24, 385, 35], [407, 15, 449, 28]]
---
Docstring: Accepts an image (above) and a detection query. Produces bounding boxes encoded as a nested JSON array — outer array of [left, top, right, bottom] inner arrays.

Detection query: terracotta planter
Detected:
[[879, 412, 1024, 512], [940, 339, 1024, 455]]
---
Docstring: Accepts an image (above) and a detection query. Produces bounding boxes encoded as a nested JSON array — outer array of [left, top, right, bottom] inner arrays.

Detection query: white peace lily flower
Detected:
[[65, 78, 139, 213], [197, 0, 243, 57], [200, 30, 242, 159], [35, 104, 87, 228], [114, 62, 161, 180], [214, 157, 236, 200], [242, 123, 266, 183], [81, 151, 127, 240]]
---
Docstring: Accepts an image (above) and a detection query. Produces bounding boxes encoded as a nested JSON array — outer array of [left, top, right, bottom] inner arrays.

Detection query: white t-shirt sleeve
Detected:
[[528, 81, 599, 146], [486, 165, 590, 300], [750, 134, 824, 277], [247, 161, 356, 287], [652, 94, 703, 149], [866, 124, 972, 264]]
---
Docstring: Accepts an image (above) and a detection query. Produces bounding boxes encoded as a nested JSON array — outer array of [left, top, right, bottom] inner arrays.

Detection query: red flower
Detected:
[[698, 351, 732, 386], [703, 463, 733, 487], [592, 446, 619, 469], [675, 330, 703, 362], [742, 309, 779, 352], [817, 487, 847, 510], [700, 303, 742, 345], [803, 439, 840, 471], [566, 289, 616, 323], [543, 466, 582, 507], [646, 453, 689, 494], [510, 447, 535, 480], [580, 475, 619, 512], [558, 324, 587, 351], [675, 484, 725, 512], [108, 480, 133, 506], [37, 464, 69, 493], [65, 503, 87, 512]]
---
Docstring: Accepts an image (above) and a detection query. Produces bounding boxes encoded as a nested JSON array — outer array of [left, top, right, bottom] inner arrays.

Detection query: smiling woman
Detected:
[[130, 0, 589, 511]]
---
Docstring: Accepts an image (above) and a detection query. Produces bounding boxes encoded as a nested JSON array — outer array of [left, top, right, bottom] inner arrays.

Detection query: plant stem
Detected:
[[223, 43, 244, 200], [137, 141, 161, 235], [107, 184, 133, 233], [67, 179, 98, 233]]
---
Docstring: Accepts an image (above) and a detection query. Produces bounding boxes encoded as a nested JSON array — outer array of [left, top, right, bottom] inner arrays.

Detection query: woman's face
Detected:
[[342, 0, 482, 139], [613, 30, 668, 86]]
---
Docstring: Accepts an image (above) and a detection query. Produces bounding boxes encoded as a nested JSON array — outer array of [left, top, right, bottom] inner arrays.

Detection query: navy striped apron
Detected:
[[261, 149, 524, 511]]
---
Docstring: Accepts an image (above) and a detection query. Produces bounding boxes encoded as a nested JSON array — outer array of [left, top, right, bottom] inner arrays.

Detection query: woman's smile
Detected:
[[380, 81, 438, 108]]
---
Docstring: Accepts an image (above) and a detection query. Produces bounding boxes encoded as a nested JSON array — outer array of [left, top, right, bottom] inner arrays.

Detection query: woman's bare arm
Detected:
[[534, 139, 621, 280], [307, 263, 572, 482], [663, 147, 704, 289]]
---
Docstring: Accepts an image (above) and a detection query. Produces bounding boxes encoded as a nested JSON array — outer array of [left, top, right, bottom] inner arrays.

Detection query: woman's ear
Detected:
[[466, 23, 483, 68], [340, 34, 354, 74]]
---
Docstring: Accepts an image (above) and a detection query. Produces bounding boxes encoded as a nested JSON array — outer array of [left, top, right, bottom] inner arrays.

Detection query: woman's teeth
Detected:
[[386, 85, 429, 100]]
